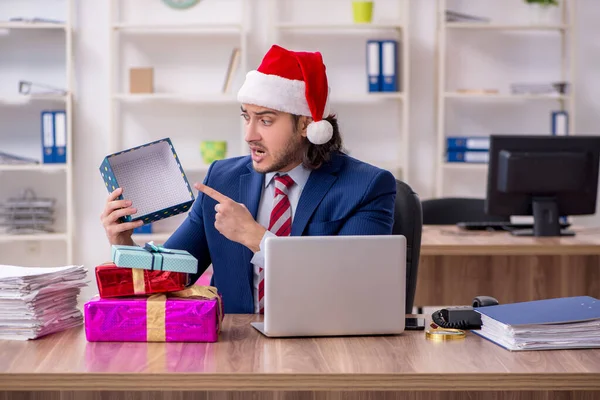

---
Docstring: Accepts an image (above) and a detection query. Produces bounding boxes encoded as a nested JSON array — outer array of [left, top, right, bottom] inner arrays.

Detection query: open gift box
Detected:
[[99, 138, 195, 225]]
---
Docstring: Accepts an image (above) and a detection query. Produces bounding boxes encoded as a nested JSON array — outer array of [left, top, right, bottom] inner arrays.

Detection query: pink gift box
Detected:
[[84, 286, 222, 342]]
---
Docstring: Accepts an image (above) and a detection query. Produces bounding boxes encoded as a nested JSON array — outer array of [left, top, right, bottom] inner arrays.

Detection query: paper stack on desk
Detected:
[[0, 265, 88, 340], [474, 296, 600, 351]]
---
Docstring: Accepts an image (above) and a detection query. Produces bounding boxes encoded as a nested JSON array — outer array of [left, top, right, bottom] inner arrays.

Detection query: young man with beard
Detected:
[[101, 44, 397, 313]]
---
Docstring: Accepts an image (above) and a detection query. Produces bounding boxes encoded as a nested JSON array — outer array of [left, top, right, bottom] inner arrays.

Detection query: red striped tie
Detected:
[[258, 174, 295, 313]]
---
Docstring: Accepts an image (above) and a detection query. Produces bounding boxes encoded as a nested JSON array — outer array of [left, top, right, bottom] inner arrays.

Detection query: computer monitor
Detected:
[[485, 135, 600, 237]]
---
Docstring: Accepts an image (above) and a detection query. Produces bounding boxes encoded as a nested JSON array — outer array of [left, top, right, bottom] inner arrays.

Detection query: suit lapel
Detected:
[[239, 162, 264, 219], [292, 155, 342, 236], [237, 162, 265, 311]]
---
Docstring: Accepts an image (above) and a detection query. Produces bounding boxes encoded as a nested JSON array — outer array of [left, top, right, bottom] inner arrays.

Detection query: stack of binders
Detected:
[[41, 110, 67, 164], [366, 40, 400, 93], [446, 136, 490, 163]]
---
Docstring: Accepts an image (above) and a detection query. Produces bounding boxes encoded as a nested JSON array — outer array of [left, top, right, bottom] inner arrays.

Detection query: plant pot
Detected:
[[528, 4, 556, 25], [200, 141, 227, 164], [352, 1, 373, 24]]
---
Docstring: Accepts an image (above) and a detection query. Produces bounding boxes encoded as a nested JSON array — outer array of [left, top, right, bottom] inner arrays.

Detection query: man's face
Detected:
[[241, 104, 306, 173]]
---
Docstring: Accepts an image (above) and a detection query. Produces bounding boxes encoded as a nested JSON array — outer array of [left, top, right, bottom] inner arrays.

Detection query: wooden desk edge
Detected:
[[421, 245, 600, 256], [1, 373, 600, 391]]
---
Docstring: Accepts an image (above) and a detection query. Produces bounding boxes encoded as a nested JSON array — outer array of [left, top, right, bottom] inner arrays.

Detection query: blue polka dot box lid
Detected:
[[99, 138, 195, 225]]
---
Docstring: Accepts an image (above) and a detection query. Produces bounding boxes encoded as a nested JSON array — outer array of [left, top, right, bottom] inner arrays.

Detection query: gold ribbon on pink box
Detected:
[[145, 285, 223, 342]]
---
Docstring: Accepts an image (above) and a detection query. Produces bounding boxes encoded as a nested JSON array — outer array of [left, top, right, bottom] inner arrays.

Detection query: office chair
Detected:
[[393, 179, 422, 314], [421, 197, 509, 225]]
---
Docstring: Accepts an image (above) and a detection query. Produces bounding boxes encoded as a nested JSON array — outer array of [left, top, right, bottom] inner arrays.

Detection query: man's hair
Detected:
[[292, 114, 344, 170]]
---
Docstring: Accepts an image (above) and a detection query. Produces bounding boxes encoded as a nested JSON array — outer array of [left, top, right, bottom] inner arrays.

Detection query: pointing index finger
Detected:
[[195, 183, 230, 204]]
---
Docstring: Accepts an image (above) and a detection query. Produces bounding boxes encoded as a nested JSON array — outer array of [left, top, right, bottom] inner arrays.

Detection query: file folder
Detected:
[[447, 150, 489, 163], [447, 137, 490, 151], [477, 296, 600, 326], [381, 40, 398, 92], [366, 40, 381, 92], [551, 111, 568, 136], [41, 111, 55, 164], [53, 111, 67, 164], [474, 296, 600, 351]]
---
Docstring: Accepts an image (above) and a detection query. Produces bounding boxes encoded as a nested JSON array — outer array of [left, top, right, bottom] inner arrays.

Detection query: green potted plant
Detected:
[[525, 0, 560, 25]]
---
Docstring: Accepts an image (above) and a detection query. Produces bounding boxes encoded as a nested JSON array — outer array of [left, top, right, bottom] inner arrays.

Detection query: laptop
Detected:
[[251, 235, 406, 337]]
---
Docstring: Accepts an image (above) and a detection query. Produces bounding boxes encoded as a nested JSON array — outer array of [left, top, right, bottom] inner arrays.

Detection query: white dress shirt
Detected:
[[250, 163, 312, 313]]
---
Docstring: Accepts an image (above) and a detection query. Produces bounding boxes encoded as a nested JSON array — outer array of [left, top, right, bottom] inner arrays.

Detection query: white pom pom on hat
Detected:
[[237, 44, 333, 145], [307, 119, 333, 145]]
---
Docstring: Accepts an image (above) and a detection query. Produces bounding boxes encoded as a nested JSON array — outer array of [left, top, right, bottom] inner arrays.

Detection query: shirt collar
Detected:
[[265, 163, 312, 191]]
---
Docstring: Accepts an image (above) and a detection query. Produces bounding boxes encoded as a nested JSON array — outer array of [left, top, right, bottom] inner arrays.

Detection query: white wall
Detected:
[[572, 0, 600, 226], [0, 0, 598, 300]]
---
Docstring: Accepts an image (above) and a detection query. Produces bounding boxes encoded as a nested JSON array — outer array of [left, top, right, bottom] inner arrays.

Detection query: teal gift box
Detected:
[[112, 241, 198, 274], [99, 138, 195, 225]]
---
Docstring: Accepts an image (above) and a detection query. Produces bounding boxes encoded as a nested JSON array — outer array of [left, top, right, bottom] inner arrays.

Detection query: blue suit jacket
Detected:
[[164, 152, 396, 313]]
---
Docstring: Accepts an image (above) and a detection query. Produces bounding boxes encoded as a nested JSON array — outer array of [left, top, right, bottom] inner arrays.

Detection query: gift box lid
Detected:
[[99, 138, 195, 224], [111, 242, 198, 274]]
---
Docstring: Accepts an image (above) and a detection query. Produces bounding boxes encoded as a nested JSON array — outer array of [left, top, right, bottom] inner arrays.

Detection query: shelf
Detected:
[[444, 92, 569, 101], [443, 162, 488, 171], [331, 93, 404, 104], [0, 164, 67, 173], [132, 233, 172, 244], [276, 22, 403, 32], [445, 23, 569, 31], [0, 22, 67, 30], [113, 93, 238, 105], [0, 94, 68, 104], [363, 160, 404, 171], [115, 93, 403, 105], [0, 233, 68, 243], [183, 164, 211, 174], [112, 23, 242, 34]]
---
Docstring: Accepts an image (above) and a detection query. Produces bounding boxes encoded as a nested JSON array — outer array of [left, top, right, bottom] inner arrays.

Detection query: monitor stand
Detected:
[[509, 197, 575, 237], [510, 228, 575, 237]]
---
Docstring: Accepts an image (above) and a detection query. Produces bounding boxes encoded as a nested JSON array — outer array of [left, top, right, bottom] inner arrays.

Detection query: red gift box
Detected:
[[95, 262, 189, 298]]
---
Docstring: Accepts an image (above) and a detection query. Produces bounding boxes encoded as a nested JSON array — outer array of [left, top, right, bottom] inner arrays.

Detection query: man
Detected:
[[101, 45, 397, 314]]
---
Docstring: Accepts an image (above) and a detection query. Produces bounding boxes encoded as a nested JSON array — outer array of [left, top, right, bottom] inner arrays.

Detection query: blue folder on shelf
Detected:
[[474, 296, 600, 351], [41, 111, 55, 163], [447, 137, 490, 151], [54, 111, 67, 164], [551, 111, 569, 136], [446, 150, 489, 163], [380, 40, 399, 92], [366, 40, 382, 92]]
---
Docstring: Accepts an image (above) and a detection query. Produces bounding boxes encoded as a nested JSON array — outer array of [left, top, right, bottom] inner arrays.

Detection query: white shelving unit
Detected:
[[0, 1, 75, 265], [0, 21, 68, 30], [112, 93, 239, 104], [445, 22, 570, 30], [434, 0, 576, 197], [268, 0, 410, 181], [108, 0, 249, 244]]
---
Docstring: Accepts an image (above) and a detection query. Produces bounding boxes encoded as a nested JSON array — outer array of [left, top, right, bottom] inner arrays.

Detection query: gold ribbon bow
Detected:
[[146, 285, 223, 342]]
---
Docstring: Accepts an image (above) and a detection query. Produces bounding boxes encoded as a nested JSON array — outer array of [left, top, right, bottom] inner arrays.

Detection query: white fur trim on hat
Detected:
[[238, 70, 330, 118], [307, 120, 333, 145]]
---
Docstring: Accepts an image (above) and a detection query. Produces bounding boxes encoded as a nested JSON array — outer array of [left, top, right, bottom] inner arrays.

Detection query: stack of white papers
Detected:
[[0, 265, 88, 340]]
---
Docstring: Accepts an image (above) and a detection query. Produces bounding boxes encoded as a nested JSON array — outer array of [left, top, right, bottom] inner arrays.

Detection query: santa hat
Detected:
[[237, 45, 333, 145]]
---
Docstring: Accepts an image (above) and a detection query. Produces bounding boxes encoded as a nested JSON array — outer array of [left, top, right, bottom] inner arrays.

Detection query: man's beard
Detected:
[[252, 135, 304, 173]]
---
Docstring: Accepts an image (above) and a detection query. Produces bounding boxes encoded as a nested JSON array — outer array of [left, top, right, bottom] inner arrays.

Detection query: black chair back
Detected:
[[421, 197, 509, 225], [393, 180, 422, 314]]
